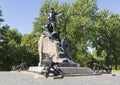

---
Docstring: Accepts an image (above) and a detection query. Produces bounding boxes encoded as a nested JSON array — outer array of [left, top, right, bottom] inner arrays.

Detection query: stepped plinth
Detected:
[[29, 66, 93, 75]]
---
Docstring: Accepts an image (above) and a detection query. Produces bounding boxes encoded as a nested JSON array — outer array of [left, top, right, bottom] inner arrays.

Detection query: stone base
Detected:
[[60, 67, 93, 74], [29, 66, 44, 73], [29, 66, 94, 75]]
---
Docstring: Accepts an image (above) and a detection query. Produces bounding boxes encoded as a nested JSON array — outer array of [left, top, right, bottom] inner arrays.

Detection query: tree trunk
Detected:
[[105, 52, 111, 67], [105, 56, 110, 67], [115, 56, 118, 70]]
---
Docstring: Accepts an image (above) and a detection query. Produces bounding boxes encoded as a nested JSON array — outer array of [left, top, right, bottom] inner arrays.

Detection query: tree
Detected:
[[92, 9, 120, 69], [20, 33, 40, 66], [0, 25, 22, 70], [106, 13, 120, 69], [65, 0, 98, 66], [0, 7, 4, 24]]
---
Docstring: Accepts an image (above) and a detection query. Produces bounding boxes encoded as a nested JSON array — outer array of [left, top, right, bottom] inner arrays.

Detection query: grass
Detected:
[[112, 70, 120, 72]]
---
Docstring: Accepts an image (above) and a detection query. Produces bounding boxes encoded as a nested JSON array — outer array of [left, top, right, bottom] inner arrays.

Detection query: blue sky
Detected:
[[0, 0, 120, 34]]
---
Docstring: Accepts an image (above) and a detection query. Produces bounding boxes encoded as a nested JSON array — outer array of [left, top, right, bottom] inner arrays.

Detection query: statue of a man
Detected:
[[46, 8, 61, 32]]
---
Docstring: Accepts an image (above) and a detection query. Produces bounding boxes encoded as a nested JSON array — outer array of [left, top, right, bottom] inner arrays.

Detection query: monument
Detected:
[[29, 8, 93, 77]]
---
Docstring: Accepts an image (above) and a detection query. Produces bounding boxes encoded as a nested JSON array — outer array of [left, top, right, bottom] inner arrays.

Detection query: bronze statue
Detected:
[[45, 8, 61, 32]]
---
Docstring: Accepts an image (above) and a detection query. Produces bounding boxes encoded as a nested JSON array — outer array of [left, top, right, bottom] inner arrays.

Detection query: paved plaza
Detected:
[[0, 71, 120, 85]]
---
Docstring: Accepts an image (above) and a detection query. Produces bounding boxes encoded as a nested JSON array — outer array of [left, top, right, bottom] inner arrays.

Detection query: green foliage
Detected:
[[0, 25, 22, 70], [65, 0, 98, 66], [92, 9, 120, 69], [20, 33, 40, 66], [0, 7, 4, 23]]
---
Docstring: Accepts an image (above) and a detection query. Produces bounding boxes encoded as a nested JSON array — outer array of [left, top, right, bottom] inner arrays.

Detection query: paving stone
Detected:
[[0, 71, 120, 85]]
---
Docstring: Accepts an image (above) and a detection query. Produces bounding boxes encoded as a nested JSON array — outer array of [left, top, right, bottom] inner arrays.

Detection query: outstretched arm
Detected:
[[58, 11, 62, 14], [55, 11, 62, 15]]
